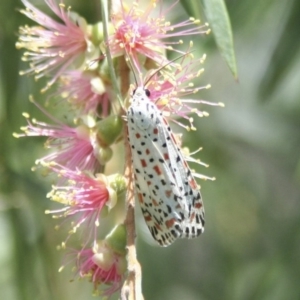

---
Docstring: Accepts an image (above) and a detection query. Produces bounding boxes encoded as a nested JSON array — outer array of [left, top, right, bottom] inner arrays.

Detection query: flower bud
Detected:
[[96, 115, 123, 147], [105, 224, 127, 256]]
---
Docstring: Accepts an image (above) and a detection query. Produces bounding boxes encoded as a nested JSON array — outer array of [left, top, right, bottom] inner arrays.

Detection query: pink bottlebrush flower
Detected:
[[15, 104, 105, 172], [74, 240, 126, 296], [45, 164, 117, 245], [58, 70, 110, 116], [108, 0, 209, 75], [140, 53, 224, 130], [16, 0, 89, 89]]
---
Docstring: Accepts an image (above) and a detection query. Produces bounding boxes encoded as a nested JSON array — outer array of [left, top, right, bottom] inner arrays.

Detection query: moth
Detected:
[[126, 87, 205, 246]]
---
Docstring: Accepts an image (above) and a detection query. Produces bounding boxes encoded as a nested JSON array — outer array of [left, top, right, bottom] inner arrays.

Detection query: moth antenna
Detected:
[[144, 51, 194, 87], [123, 47, 144, 91], [126, 56, 138, 87]]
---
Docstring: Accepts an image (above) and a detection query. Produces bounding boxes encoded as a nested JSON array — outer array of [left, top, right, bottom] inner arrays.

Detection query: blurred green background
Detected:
[[1, 0, 300, 299]]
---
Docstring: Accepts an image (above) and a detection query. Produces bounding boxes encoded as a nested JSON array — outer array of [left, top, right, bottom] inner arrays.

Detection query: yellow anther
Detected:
[[22, 112, 30, 118]]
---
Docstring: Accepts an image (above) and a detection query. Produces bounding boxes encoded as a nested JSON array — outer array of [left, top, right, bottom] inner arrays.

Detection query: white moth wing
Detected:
[[127, 87, 204, 246], [156, 114, 205, 238], [127, 100, 184, 246]]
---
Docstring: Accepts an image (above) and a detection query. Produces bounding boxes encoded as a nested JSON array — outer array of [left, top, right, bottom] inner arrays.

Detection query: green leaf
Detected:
[[203, 0, 238, 78]]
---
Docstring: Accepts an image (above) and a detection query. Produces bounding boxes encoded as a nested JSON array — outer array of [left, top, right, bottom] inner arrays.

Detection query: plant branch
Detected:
[[121, 130, 144, 300]]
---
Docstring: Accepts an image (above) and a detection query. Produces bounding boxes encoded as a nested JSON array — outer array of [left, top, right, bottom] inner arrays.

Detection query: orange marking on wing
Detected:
[[152, 199, 159, 206], [165, 218, 176, 229], [189, 178, 198, 190], [135, 133, 141, 139], [141, 159, 147, 167], [145, 215, 152, 222], [195, 202, 203, 209], [155, 222, 162, 231], [153, 165, 162, 175], [163, 153, 169, 160], [146, 149, 150, 155], [165, 190, 172, 198], [170, 133, 177, 144], [153, 128, 158, 135], [147, 181, 151, 186], [138, 193, 144, 204], [189, 212, 195, 222]]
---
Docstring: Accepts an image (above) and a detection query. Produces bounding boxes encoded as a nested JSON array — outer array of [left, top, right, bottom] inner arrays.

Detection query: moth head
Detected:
[[132, 87, 151, 100]]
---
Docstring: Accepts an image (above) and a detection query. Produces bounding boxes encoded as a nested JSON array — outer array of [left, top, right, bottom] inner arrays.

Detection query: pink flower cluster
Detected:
[[16, 0, 218, 297]]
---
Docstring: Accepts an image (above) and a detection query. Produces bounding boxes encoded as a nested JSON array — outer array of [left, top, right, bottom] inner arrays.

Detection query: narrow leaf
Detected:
[[203, 0, 238, 78]]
